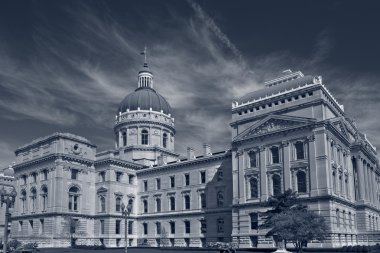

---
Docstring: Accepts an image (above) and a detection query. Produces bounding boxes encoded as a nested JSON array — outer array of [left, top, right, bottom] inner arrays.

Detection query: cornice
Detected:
[[95, 158, 143, 170], [114, 119, 175, 134]]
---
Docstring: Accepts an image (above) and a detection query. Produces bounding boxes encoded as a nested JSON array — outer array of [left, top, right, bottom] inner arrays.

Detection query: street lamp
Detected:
[[121, 201, 132, 253], [0, 185, 17, 253]]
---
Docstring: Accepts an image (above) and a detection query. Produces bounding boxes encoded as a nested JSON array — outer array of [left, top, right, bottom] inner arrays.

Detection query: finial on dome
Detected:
[[138, 46, 153, 89], [140, 45, 148, 67]]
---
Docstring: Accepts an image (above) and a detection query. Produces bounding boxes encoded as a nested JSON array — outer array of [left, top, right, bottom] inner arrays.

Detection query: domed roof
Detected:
[[118, 87, 172, 115]]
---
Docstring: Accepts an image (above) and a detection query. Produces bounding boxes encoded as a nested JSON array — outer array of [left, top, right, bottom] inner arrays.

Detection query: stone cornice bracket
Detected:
[[235, 150, 243, 157], [307, 134, 315, 142], [259, 146, 265, 152], [281, 140, 289, 147]]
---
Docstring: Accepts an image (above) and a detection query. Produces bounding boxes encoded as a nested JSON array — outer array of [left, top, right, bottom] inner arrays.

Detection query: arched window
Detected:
[[68, 186, 80, 211], [163, 133, 168, 148], [115, 197, 122, 212], [30, 188, 37, 212], [295, 142, 304, 160], [170, 196, 175, 211], [217, 191, 224, 207], [100, 196, 106, 212], [128, 198, 134, 213], [41, 186, 48, 211], [141, 129, 149, 145], [21, 190, 26, 213], [272, 175, 281, 196], [156, 198, 161, 212], [122, 132, 127, 146], [271, 146, 279, 164], [250, 178, 258, 198], [296, 171, 307, 193], [249, 152, 257, 168]]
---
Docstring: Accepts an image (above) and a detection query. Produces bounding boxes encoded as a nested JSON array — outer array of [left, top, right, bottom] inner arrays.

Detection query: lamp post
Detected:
[[121, 202, 132, 253], [0, 186, 17, 253]]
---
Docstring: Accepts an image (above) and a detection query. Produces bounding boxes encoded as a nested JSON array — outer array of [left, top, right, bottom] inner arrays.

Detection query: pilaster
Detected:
[[308, 135, 318, 197], [356, 156, 366, 204], [259, 146, 268, 201], [282, 141, 291, 190]]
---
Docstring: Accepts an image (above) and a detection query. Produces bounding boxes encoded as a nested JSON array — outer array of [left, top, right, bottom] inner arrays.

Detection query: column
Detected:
[[238, 152, 245, 204], [259, 146, 268, 201], [371, 167, 376, 205], [232, 150, 240, 205], [308, 135, 318, 197], [282, 141, 291, 191], [357, 157, 366, 203], [313, 129, 330, 196], [364, 164, 370, 202]]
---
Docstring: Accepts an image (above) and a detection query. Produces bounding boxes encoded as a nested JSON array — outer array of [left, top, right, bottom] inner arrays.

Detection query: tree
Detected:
[[269, 210, 328, 253]]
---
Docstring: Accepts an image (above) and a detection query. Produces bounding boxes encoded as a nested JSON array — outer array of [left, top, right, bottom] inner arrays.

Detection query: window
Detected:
[[68, 186, 80, 211], [22, 175, 27, 185], [30, 188, 37, 212], [217, 169, 223, 181], [99, 196, 106, 212], [21, 190, 26, 213], [250, 178, 259, 198], [348, 212, 352, 229], [128, 220, 133, 234], [100, 220, 105, 234], [200, 219, 207, 234], [170, 196, 175, 211], [295, 142, 305, 160], [128, 199, 134, 213], [116, 220, 121, 234], [339, 175, 343, 193], [43, 170, 48, 180], [336, 209, 340, 227], [170, 221, 175, 234], [115, 197, 122, 212], [217, 191, 224, 207], [170, 176, 175, 188], [32, 173, 37, 183], [143, 180, 148, 191], [163, 133, 168, 148], [271, 146, 279, 164], [217, 218, 224, 233], [345, 177, 349, 197], [200, 193, 206, 208], [29, 220, 34, 232], [122, 132, 127, 146], [184, 195, 190, 210], [297, 171, 307, 193], [156, 198, 161, 212], [143, 223, 148, 235], [99, 171, 106, 182], [116, 172, 123, 182], [184, 220, 190, 234], [128, 175, 135, 184], [141, 129, 149, 145], [249, 152, 257, 167], [200, 171, 206, 184], [156, 178, 161, 190], [41, 186, 48, 211], [250, 213, 258, 229], [71, 169, 78, 180], [39, 219, 44, 234], [18, 221, 23, 232], [143, 199, 148, 213], [156, 222, 161, 234], [333, 171, 337, 193], [185, 173, 190, 186], [272, 175, 281, 196]]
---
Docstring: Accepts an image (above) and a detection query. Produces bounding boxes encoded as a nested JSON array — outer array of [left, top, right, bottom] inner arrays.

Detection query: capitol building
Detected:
[[6, 61, 380, 248]]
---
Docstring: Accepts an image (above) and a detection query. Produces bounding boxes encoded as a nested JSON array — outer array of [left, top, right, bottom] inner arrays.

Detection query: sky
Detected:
[[0, 0, 380, 168]]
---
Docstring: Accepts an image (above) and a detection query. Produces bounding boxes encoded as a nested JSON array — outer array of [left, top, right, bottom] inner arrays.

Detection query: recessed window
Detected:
[[170, 176, 175, 188], [261, 105, 265, 109], [71, 169, 79, 180], [99, 171, 106, 182], [143, 223, 148, 235], [249, 152, 257, 168], [115, 197, 122, 212], [281, 99, 285, 103], [156, 178, 161, 190], [250, 108, 254, 112], [122, 132, 127, 146], [129, 175, 135, 184], [156, 198, 161, 212], [184, 174, 190, 186], [32, 173, 37, 183], [244, 110, 248, 114], [170, 196, 176, 211], [184, 195, 190, 210], [268, 103, 272, 107], [274, 101, 278, 105], [295, 142, 305, 160], [143, 199, 148, 213], [272, 175, 282, 196], [294, 96, 299, 100], [170, 221, 175, 234], [43, 170, 48, 180], [297, 171, 307, 193], [200, 219, 207, 234], [200, 171, 206, 184], [217, 191, 224, 207], [200, 193, 206, 208], [141, 129, 149, 145], [143, 180, 148, 192], [116, 220, 121, 234], [217, 218, 224, 233], [163, 133, 168, 148], [217, 170, 223, 181], [128, 220, 133, 234], [156, 222, 161, 234], [250, 213, 258, 229], [250, 178, 258, 198], [271, 146, 280, 164], [184, 220, 190, 234], [116, 172, 123, 182], [100, 220, 105, 234], [68, 186, 80, 211]]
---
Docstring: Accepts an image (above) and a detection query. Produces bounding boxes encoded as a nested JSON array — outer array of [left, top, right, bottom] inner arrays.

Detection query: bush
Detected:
[[73, 244, 106, 250]]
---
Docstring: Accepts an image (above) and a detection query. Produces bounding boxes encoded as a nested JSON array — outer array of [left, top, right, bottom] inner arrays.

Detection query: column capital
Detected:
[[307, 134, 315, 142], [281, 141, 289, 147], [259, 145, 265, 152]]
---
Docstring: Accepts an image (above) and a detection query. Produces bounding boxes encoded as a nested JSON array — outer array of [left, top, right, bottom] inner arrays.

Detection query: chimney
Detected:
[[187, 147, 195, 160], [203, 143, 212, 156]]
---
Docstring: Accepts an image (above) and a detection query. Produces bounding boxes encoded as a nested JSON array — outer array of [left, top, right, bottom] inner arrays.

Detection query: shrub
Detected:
[[73, 244, 106, 250]]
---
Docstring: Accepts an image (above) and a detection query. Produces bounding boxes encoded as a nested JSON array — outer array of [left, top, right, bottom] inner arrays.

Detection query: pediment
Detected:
[[331, 118, 349, 139], [234, 115, 315, 142], [97, 186, 108, 193]]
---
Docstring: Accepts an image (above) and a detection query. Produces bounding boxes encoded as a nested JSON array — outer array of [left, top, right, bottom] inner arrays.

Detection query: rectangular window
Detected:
[[116, 220, 121, 234], [39, 219, 44, 234], [185, 173, 190, 186], [156, 178, 161, 190], [200, 219, 207, 234], [100, 220, 105, 234], [129, 175, 135, 185], [200, 171, 206, 184], [43, 170, 48, 180], [71, 169, 78, 180], [143, 180, 148, 192], [32, 173, 37, 183], [249, 152, 257, 167], [271, 146, 280, 164], [170, 176, 175, 188], [18, 221, 23, 232], [156, 222, 161, 234], [99, 171, 105, 182], [169, 221, 175, 234], [200, 193, 206, 208], [217, 218, 224, 233], [128, 221, 133, 235], [22, 175, 27, 185], [116, 172, 123, 182], [250, 213, 258, 229], [217, 170, 223, 181], [184, 220, 190, 234], [184, 195, 190, 210], [143, 223, 148, 235], [29, 220, 34, 233], [143, 200, 148, 213]]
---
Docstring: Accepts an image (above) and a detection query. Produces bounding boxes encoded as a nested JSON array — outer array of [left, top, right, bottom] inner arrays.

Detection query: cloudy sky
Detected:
[[0, 0, 379, 168]]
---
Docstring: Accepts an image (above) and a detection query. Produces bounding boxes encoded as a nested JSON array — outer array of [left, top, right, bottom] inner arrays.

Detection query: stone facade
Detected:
[[9, 68, 380, 248]]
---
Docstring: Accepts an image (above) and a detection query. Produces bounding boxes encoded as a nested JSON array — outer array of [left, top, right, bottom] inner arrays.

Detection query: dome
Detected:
[[3, 165, 14, 177], [118, 87, 172, 115]]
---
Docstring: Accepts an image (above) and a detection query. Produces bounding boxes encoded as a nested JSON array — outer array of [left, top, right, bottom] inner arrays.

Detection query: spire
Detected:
[[138, 46, 153, 89]]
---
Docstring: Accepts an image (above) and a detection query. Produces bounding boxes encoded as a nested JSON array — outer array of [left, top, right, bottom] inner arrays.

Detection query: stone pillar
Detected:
[[371, 167, 376, 206], [364, 163, 370, 202], [357, 157, 366, 203], [313, 129, 330, 196], [232, 150, 240, 205], [282, 141, 291, 191], [259, 146, 268, 201], [308, 135, 318, 197], [238, 152, 245, 203]]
